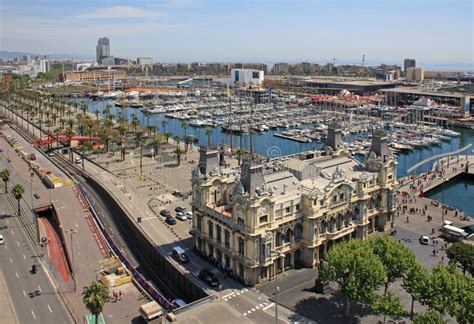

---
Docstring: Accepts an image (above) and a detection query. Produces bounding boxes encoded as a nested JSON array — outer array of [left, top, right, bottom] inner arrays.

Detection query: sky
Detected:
[[0, 0, 473, 66]]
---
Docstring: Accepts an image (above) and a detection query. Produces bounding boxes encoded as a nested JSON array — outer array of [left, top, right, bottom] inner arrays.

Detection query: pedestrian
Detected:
[[406, 216, 409, 223], [441, 256, 444, 263], [119, 291, 122, 300], [431, 228, 435, 234], [432, 249, 436, 257]]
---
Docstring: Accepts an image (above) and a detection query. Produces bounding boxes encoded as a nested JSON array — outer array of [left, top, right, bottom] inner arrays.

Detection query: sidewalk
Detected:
[[0, 271, 19, 324]]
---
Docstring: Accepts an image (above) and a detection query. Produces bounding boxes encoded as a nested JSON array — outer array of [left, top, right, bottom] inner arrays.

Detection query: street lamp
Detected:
[[65, 228, 78, 291], [271, 250, 285, 324]]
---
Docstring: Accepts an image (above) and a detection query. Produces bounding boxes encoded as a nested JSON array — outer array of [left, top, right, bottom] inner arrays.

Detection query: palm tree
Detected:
[[144, 110, 152, 128], [66, 128, 75, 162], [12, 184, 25, 216], [205, 127, 213, 145], [81, 103, 88, 116], [161, 120, 168, 134], [174, 148, 184, 166], [164, 132, 172, 144], [53, 128, 62, 149], [82, 281, 109, 324], [149, 125, 157, 141], [184, 135, 194, 152], [130, 114, 139, 134], [1, 169, 11, 193], [94, 109, 100, 120], [136, 132, 145, 174], [181, 121, 189, 138], [174, 135, 181, 150]]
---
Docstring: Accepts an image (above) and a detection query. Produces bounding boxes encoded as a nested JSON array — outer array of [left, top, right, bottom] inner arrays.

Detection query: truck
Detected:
[[139, 301, 162, 321]]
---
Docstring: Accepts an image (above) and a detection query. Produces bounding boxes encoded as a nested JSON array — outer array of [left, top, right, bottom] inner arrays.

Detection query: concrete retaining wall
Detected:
[[84, 175, 207, 303]]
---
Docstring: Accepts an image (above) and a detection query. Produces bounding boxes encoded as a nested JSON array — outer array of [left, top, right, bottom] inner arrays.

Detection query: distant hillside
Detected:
[[0, 50, 94, 62]]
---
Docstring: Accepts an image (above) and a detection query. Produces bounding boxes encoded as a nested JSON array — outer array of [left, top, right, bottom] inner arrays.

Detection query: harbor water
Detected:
[[73, 98, 474, 216]]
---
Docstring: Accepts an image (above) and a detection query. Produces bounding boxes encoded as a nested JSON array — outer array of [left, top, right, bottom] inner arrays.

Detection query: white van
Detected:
[[172, 246, 189, 263]]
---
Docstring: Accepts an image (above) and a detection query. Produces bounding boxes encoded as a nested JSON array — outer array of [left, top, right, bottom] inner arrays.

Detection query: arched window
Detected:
[[284, 228, 293, 244], [275, 232, 282, 247], [294, 223, 303, 241]]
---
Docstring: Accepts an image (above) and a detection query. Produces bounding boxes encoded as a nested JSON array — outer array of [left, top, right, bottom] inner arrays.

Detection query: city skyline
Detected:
[[1, 0, 473, 66]]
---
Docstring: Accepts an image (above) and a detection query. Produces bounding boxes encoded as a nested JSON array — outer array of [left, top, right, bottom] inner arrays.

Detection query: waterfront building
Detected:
[[382, 87, 471, 117], [191, 130, 398, 286], [137, 57, 153, 66], [231, 69, 264, 87], [62, 69, 126, 82], [404, 58, 416, 73], [406, 67, 424, 83]]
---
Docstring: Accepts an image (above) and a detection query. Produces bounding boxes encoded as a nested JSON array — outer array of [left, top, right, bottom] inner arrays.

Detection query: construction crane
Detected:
[[360, 54, 365, 79]]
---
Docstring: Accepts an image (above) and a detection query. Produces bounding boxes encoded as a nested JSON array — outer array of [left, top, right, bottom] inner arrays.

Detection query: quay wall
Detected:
[[84, 174, 207, 303]]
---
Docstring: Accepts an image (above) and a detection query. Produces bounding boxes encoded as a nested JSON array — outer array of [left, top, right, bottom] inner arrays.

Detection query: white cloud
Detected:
[[73, 6, 165, 19], [153, 0, 199, 9]]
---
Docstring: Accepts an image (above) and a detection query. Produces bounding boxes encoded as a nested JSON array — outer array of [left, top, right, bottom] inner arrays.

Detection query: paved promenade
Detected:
[[396, 154, 474, 237]]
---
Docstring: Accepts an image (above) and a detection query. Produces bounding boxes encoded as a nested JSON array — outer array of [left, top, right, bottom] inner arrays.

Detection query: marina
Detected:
[[66, 91, 474, 181]]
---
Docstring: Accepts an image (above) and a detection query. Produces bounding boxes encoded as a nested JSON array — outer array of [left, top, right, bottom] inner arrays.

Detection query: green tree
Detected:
[[161, 119, 168, 133], [413, 309, 446, 324], [164, 132, 172, 144], [12, 184, 25, 216], [401, 262, 432, 317], [130, 114, 140, 134], [205, 127, 213, 145], [1, 169, 11, 193], [428, 265, 473, 323], [174, 148, 184, 166], [370, 235, 416, 292], [136, 132, 145, 174], [446, 242, 474, 276], [371, 291, 405, 324], [82, 281, 109, 324], [320, 239, 386, 317]]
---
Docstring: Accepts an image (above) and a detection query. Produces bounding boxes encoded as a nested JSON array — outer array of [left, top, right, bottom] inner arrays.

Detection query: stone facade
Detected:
[[191, 130, 398, 286]]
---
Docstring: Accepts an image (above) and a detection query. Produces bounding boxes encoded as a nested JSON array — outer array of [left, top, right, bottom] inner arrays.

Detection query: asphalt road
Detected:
[[0, 195, 73, 324]]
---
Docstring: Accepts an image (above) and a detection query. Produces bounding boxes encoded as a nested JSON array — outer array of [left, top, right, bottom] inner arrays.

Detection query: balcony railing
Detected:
[[202, 205, 249, 234], [326, 225, 355, 241]]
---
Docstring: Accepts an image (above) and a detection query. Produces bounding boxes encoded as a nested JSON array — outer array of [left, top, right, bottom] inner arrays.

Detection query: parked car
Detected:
[[175, 206, 186, 213], [47, 152, 55, 157], [160, 209, 170, 217], [176, 212, 187, 221], [172, 299, 187, 309], [199, 269, 219, 287], [172, 246, 189, 263], [419, 235, 430, 245], [185, 211, 193, 219], [74, 157, 82, 164], [0, 234, 4, 245], [33, 193, 40, 199], [165, 216, 176, 225]]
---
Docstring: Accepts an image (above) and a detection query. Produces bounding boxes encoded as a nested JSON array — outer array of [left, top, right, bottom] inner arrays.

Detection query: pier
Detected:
[[396, 155, 474, 238]]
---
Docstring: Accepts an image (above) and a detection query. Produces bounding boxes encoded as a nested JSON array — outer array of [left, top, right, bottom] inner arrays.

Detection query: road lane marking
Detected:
[[11, 230, 14, 235], [16, 241, 20, 246], [38, 286, 41, 292], [23, 254, 26, 260], [6, 220, 8, 224], [4, 245, 7, 250], [15, 272, 19, 278], [23, 290, 26, 297], [9, 258, 13, 263], [31, 310, 36, 319], [47, 304, 52, 313], [262, 303, 274, 311]]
